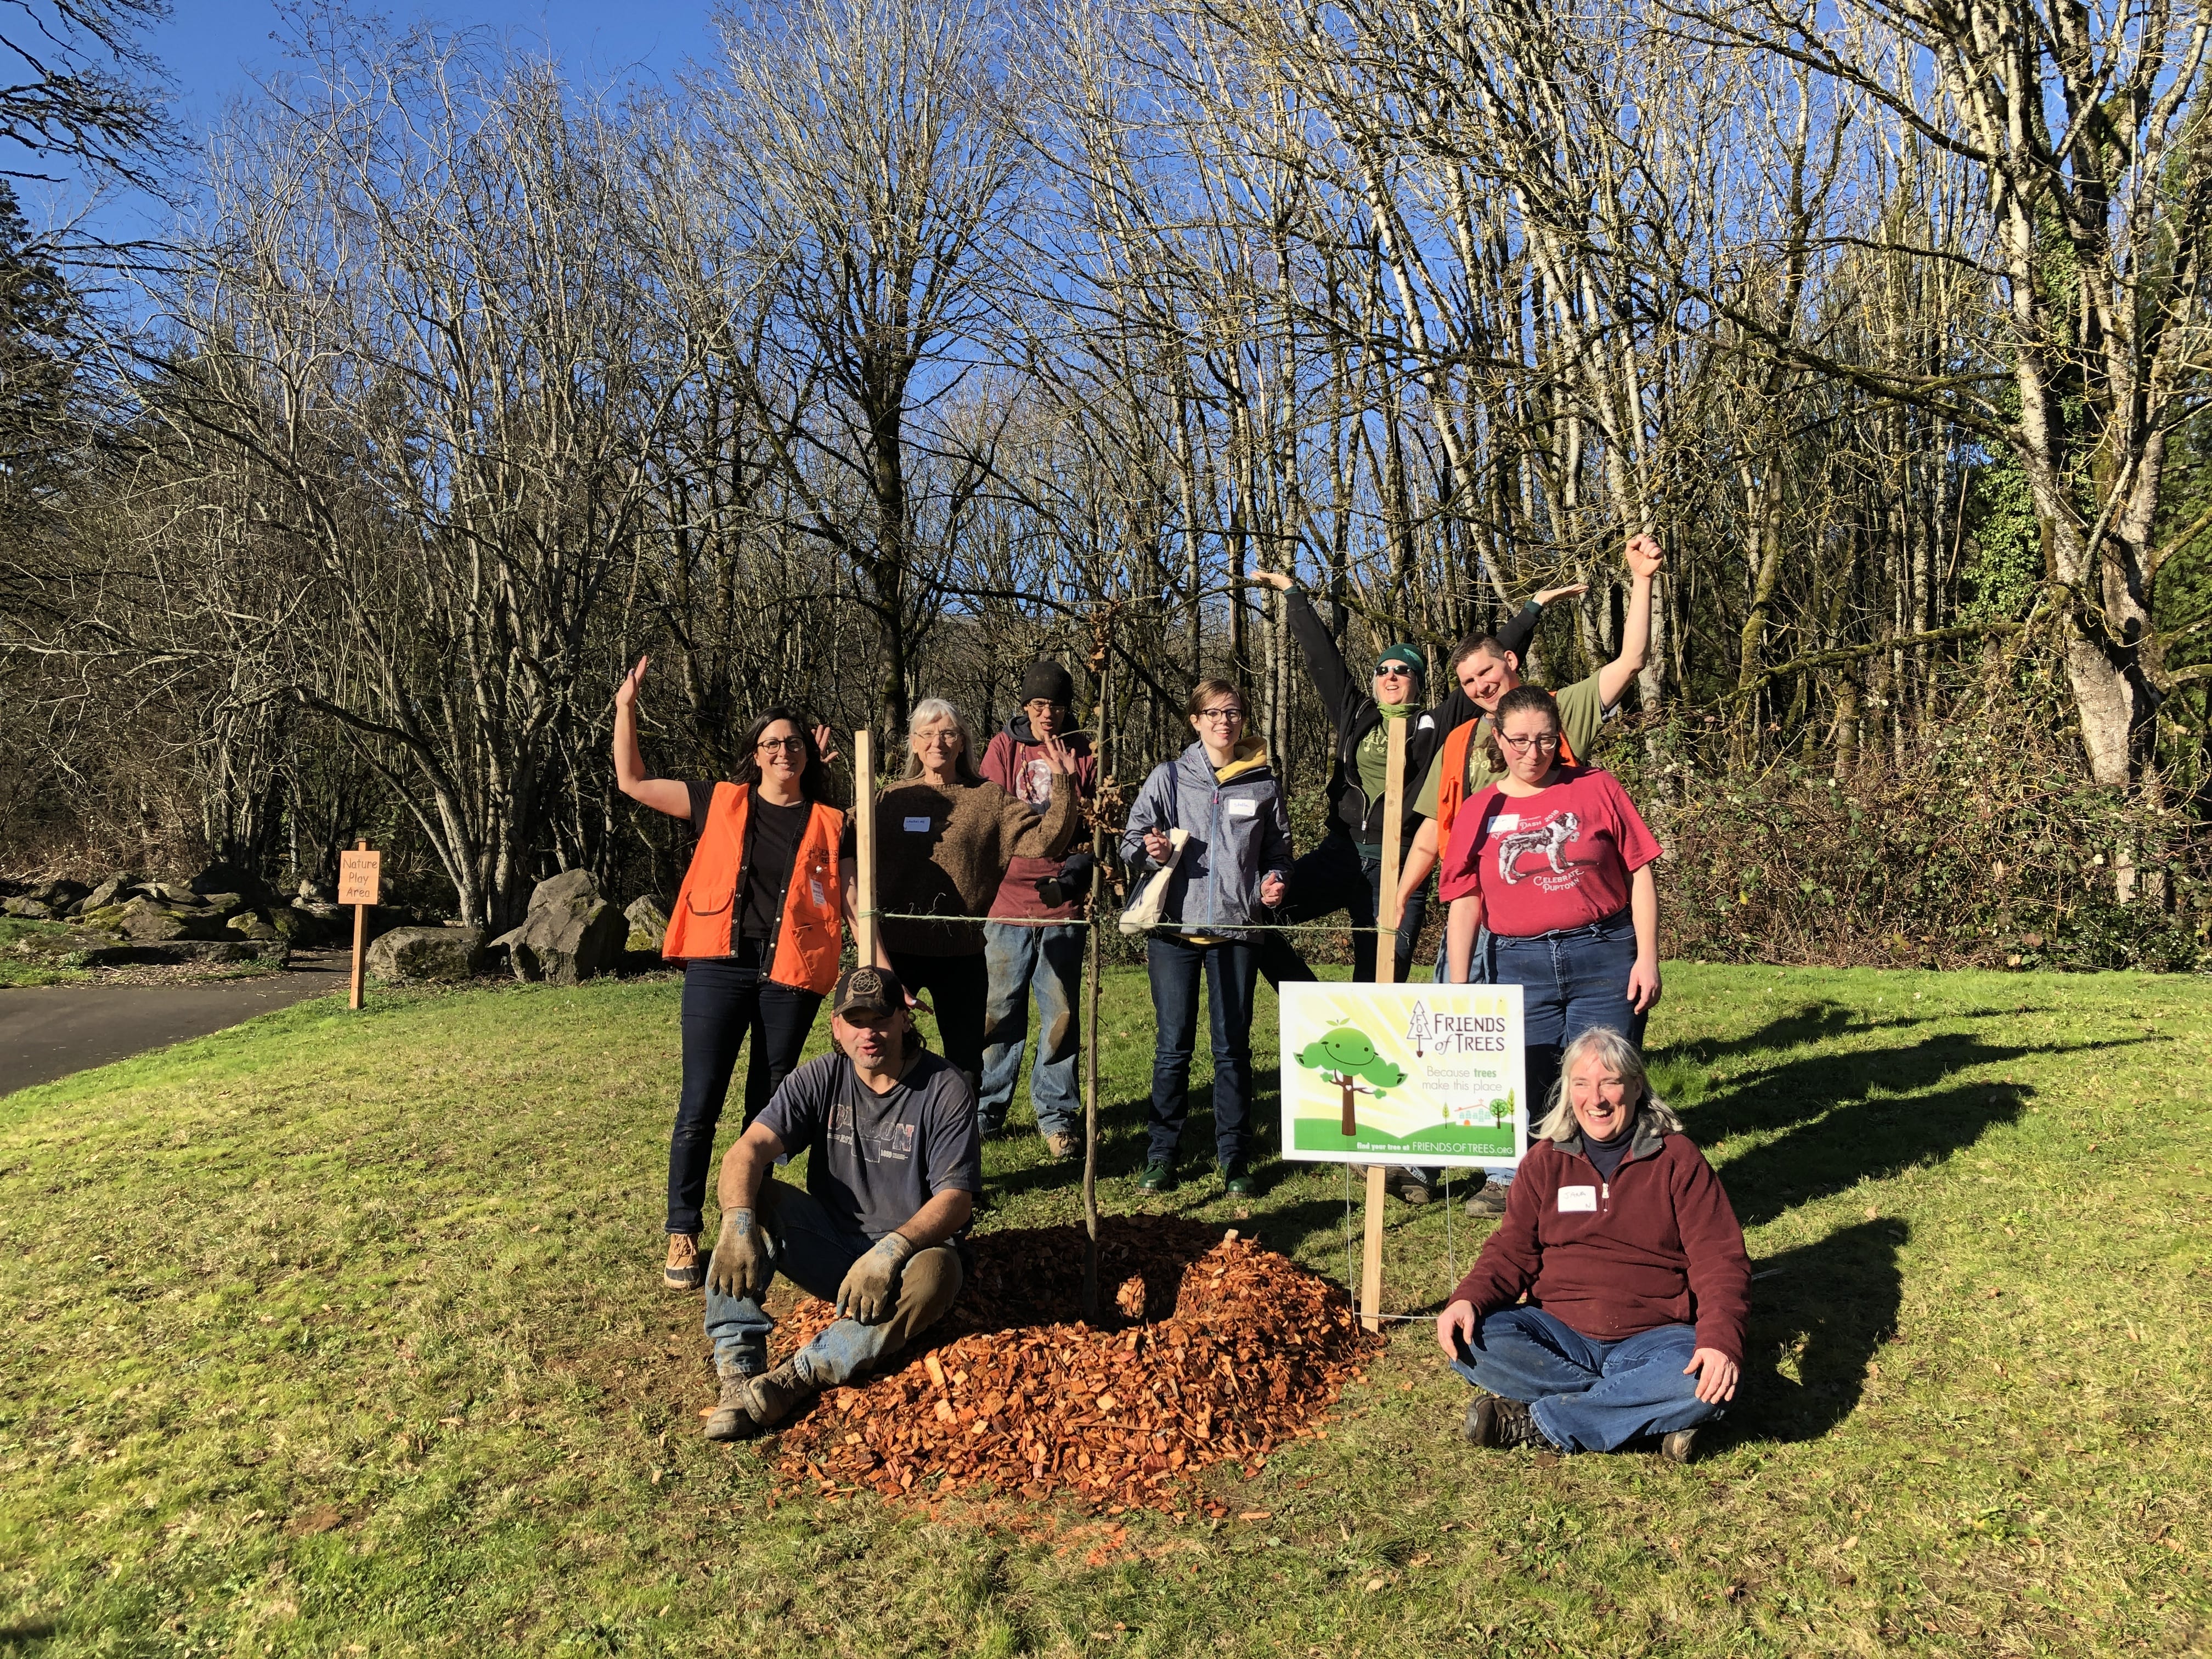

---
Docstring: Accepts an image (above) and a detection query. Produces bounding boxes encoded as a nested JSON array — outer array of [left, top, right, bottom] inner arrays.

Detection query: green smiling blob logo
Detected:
[[1295, 1025, 1407, 1138]]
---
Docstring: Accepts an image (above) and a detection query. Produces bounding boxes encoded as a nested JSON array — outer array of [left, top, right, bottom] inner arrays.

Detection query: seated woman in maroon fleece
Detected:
[[1437, 1026, 1751, 1460]]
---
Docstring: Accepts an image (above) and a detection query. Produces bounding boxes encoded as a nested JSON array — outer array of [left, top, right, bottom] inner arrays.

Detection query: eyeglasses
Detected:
[[757, 736, 808, 753], [1499, 733, 1561, 753], [1196, 707, 1245, 724]]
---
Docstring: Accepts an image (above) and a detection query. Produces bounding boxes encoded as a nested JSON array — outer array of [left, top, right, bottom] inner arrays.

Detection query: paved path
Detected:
[[0, 953, 349, 1098]]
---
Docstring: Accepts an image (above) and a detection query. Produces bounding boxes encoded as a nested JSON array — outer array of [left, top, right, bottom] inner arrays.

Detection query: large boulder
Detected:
[[78, 874, 137, 913], [507, 870, 626, 985], [366, 924, 486, 984], [115, 895, 236, 943], [2, 896, 56, 919], [624, 895, 670, 953]]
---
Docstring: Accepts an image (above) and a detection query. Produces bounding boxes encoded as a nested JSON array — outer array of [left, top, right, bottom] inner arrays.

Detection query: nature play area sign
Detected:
[[1278, 982, 1528, 1169]]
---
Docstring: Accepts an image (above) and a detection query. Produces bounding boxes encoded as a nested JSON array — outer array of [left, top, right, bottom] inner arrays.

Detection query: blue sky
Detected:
[[31, 0, 721, 244]]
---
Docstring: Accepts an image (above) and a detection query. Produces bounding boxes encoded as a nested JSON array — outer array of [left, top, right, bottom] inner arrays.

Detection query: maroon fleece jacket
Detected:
[[1449, 1119, 1752, 1363]]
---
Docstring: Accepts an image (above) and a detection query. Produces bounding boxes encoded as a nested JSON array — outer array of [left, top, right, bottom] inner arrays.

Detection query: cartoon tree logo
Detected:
[[1295, 1026, 1407, 1137], [1407, 1002, 1432, 1058]]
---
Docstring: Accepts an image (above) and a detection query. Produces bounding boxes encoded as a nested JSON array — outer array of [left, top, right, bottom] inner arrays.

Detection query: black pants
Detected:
[[1256, 831, 1431, 986], [665, 952, 822, 1237], [888, 949, 989, 1084]]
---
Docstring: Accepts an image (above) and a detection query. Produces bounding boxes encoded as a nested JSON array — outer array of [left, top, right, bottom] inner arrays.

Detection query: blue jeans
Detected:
[[1282, 831, 1429, 983], [1452, 1306, 1723, 1452], [1487, 910, 1646, 1124], [1144, 934, 1257, 1170], [979, 922, 1085, 1137], [702, 1181, 963, 1384]]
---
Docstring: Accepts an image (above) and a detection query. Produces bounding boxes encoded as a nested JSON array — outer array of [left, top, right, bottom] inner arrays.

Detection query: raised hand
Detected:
[[1624, 534, 1666, 580], [1037, 731, 1074, 776], [1533, 583, 1590, 606], [812, 724, 841, 765], [1252, 568, 1296, 592], [615, 654, 650, 712]]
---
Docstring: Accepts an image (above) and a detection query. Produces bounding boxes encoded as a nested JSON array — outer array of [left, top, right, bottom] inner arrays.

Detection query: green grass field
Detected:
[[2, 963, 2208, 1656]]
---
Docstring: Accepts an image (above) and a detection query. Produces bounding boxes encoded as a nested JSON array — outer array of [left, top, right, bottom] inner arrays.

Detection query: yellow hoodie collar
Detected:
[[1214, 735, 1271, 784]]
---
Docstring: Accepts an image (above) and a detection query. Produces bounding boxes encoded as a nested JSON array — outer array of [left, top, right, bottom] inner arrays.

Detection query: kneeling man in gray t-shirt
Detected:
[[702, 963, 984, 1441]]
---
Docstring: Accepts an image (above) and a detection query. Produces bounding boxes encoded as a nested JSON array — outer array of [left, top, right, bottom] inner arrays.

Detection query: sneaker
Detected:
[[1395, 1173, 1432, 1205], [1042, 1130, 1081, 1161], [1659, 1427, 1700, 1464], [1220, 1160, 1256, 1197], [663, 1234, 703, 1291], [1136, 1161, 1176, 1192], [1461, 1394, 1550, 1451], [1463, 1179, 1508, 1219]]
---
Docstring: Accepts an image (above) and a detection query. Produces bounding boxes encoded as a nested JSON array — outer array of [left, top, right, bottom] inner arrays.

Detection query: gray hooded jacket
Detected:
[[1118, 738, 1294, 939]]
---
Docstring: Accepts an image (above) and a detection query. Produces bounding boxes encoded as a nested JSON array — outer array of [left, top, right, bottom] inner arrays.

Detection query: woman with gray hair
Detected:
[[869, 697, 1081, 1094], [1436, 1026, 1751, 1461]]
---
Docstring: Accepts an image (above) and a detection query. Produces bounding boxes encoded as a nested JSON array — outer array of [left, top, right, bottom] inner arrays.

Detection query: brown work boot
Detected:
[[664, 1233, 703, 1291], [702, 1368, 752, 1441], [1042, 1130, 1080, 1161]]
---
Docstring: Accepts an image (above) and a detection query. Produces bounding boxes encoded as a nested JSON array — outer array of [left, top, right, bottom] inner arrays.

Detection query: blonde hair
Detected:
[[901, 697, 983, 785], [1533, 1026, 1683, 1142]]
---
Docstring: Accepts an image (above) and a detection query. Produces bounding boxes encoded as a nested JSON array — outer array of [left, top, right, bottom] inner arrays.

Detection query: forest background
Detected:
[[4, 0, 2211, 973]]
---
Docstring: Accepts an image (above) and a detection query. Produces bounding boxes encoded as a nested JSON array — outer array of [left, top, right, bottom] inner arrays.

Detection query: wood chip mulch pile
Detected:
[[766, 1220, 1382, 1514]]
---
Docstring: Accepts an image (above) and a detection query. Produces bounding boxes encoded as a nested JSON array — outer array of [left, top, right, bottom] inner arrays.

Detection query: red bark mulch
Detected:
[[766, 1220, 1381, 1514]]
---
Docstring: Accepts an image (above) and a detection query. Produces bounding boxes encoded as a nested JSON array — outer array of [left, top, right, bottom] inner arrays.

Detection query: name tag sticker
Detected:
[[903, 816, 932, 832], [1226, 798, 1259, 817], [810, 879, 828, 908], [1487, 814, 1519, 833], [1558, 1185, 1598, 1212]]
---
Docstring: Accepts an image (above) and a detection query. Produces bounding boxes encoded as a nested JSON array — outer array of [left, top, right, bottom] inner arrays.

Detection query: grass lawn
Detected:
[[1, 963, 2207, 1656], [0, 920, 96, 989]]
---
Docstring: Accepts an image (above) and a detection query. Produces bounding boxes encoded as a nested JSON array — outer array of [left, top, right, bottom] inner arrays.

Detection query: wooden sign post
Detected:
[[1359, 716, 1409, 1333], [852, 727, 877, 967], [337, 839, 381, 1011]]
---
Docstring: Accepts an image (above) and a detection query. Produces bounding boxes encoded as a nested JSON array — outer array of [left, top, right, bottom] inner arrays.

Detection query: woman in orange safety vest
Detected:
[[614, 655, 859, 1291]]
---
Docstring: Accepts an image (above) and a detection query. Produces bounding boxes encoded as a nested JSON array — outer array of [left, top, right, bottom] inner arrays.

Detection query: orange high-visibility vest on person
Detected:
[[1432, 717, 1579, 846], [662, 783, 845, 992]]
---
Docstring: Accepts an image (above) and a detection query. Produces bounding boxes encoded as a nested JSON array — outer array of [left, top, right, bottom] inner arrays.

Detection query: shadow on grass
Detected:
[[1728, 1215, 1909, 1445]]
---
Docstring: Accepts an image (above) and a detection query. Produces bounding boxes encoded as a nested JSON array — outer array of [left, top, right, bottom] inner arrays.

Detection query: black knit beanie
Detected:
[[1019, 659, 1075, 707]]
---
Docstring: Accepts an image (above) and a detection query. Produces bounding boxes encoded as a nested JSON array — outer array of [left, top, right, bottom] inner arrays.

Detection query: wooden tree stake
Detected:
[[1360, 716, 1408, 1332], [853, 728, 878, 966]]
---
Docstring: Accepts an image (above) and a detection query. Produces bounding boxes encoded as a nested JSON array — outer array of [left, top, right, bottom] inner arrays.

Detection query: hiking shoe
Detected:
[[703, 1359, 814, 1442], [1220, 1160, 1256, 1197], [663, 1233, 703, 1291], [1136, 1161, 1176, 1192], [1463, 1179, 1509, 1219], [1395, 1173, 1432, 1205], [1042, 1130, 1081, 1161], [1659, 1427, 1700, 1464], [1461, 1394, 1550, 1451]]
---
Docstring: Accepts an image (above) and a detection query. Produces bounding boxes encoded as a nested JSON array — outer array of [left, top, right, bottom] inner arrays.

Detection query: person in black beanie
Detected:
[[977, 659, 1100, 1158]]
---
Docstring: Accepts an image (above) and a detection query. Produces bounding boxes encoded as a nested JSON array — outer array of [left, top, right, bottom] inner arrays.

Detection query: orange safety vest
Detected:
[[662, 783, 845, 992], [1434, 715, 1578, 845]]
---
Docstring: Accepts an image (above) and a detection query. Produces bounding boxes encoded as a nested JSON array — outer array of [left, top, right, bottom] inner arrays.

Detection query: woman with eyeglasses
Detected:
[[1118, 680, 1294, 1195], [1439, 683, 1662, 1120], [614, 656, 859, 1290]]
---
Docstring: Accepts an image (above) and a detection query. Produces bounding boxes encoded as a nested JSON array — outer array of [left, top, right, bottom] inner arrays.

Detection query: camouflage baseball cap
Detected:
[[832, 964, 905, 1020]]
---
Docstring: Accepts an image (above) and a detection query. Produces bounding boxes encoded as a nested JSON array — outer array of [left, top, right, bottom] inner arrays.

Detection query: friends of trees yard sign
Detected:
[[1279, 983, 1527, 1169]]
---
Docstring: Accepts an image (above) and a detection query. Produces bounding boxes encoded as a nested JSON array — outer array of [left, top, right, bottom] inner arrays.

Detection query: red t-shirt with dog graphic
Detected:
[[1438, 766, 1661, 936]]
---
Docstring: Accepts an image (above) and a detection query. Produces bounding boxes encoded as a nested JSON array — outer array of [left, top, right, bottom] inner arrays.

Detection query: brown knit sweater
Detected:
[[876, 773, 1081, 955]]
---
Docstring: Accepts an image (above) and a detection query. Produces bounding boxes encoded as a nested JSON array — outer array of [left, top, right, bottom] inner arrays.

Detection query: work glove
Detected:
[[834, 1231, 916, 1324], [707, 1207, 771, 1302], [1036, 850, 1097, 909]]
